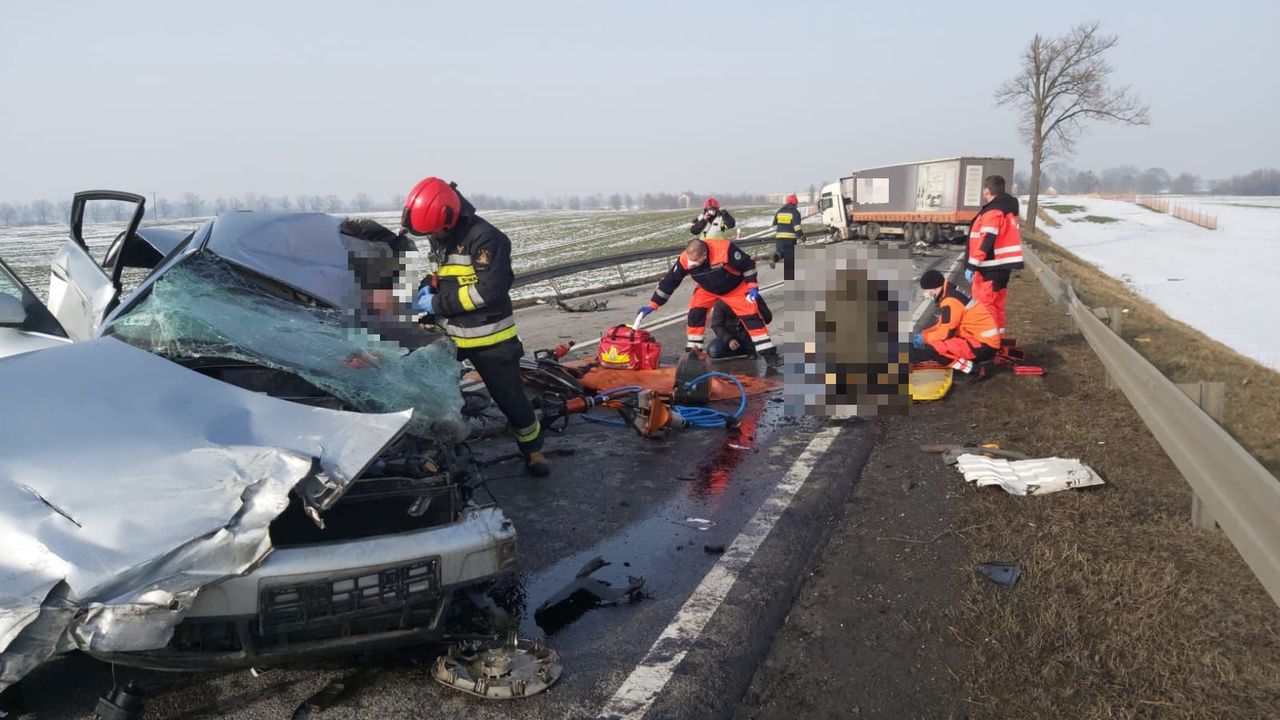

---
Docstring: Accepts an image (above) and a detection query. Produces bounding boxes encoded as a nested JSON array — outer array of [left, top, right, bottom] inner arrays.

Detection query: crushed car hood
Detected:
[[0, 337, 410, 690]]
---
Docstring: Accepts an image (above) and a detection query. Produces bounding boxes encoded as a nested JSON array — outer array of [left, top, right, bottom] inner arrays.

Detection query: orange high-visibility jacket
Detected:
[[922, 284, 1001, 349], [647, 237, 757, 308], [967, 193, 1023, 272]]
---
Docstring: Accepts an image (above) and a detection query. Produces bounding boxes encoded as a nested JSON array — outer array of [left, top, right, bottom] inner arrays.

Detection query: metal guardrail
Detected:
[[1024, 246, 1280, 608], [512, 211, 824, 289], [512, 229, 786, 288]]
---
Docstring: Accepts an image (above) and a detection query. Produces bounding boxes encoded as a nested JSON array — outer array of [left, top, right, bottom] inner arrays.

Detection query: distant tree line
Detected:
[[1208, 168, 1280, 196], [468, 191, 771, 212], [0, 189, 777, 227], [1010, 166, 1280, 197]]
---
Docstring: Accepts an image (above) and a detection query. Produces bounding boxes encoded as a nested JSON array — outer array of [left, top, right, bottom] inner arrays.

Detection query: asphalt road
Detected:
[[10, 244, 960, 720]]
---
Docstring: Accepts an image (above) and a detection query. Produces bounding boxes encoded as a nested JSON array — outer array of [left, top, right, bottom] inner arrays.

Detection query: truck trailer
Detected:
[[819, 157, 1014, 244]]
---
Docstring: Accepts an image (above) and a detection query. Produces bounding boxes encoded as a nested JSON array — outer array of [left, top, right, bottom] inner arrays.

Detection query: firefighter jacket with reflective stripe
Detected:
[[427, 210, 518, 349], [967, 193, 1024, 271], [690, 209, 736, 239], [647, 237, 757, 308], [921, 284, 1001, 349], [772, 203, 803, 240]]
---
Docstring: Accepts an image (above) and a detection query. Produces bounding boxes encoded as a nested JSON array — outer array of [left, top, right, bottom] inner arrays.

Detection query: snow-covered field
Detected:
[[1040, 196, 1280, 369], [0, 205, 785, 303]]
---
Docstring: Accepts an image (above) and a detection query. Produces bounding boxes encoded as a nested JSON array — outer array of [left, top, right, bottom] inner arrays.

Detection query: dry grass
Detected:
[[950, 271, 1280, 719], [1027, 227, 1280, 475]]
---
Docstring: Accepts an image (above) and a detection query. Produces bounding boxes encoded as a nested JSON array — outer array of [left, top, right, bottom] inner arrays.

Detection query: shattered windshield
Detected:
[[102, 252, 468, 441]]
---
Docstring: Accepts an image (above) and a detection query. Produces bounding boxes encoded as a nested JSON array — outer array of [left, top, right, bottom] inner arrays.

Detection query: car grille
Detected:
[[258, 558, 440, 637]]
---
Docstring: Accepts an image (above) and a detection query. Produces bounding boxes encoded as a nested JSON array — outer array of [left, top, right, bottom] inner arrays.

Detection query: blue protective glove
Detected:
[[746, 287, 761, 303], [911, 332, 925, 349], [415, 285, 436, 313], [965, 269, 975, 283], [638, 305, 654, 318]]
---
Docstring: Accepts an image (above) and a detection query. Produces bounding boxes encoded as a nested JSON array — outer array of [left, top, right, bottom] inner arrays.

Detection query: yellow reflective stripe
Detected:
[[438, 264, 477, 278], [777, 212, 794, 223], [451, 325, 519, 349], [514, 419, 541, 443], [458, 285, 476, 311], [776, 232, 797, 239]]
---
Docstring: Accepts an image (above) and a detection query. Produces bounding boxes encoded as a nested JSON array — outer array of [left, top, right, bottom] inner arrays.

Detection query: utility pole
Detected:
[[152, 192, 158, 221]]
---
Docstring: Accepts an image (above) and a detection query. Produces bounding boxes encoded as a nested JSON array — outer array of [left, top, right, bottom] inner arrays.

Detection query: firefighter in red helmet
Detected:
[[690, 197, 736, 240], [771, 193, 804, 280], [343, 177, 548, 476]]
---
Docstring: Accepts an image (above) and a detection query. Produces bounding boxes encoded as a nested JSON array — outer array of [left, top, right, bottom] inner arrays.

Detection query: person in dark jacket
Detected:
[[691, 197, 736, 240], [343, 177, 548, 476], [771, 193, 804, 280], [707, 297, 774, 358]]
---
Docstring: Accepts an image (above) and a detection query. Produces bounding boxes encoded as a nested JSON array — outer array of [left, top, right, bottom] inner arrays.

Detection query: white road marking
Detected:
[[595, 424, 843, 720]]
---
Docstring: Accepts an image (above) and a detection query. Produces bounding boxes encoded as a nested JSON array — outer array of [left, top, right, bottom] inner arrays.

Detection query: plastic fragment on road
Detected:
[[976, 562, 1021, 587], [432, 634, 562, 700], [909, 366, 953, 401], [955, 454, 1105, 496], [533, 557, 646, 636]]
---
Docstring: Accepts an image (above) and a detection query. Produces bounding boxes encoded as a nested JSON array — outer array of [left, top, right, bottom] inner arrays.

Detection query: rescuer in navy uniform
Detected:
[[771, 193, 804, 280], [342, 178, 548, 476]]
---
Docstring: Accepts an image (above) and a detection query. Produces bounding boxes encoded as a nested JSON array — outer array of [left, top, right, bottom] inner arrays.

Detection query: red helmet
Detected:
[[703, 197, 720, 210], [786, 193, 798, 205], [402, 177, 461, 237]]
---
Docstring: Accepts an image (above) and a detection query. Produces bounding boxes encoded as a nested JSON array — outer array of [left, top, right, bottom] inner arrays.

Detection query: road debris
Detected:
[[704, 544, 726, 554], [682, 517, 716, 531], [533, 557, 646, 635], [432, 634, 562, 700], [555, 297, 609, 313], [291, 666, 385, 719], [93, 683, 145, 720], [954, 454, 1105, 495], [976, 562, 1021, 587]]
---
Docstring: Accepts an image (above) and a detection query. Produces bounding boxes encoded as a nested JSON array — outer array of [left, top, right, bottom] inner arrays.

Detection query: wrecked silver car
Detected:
[[0, 193, 516, 689]]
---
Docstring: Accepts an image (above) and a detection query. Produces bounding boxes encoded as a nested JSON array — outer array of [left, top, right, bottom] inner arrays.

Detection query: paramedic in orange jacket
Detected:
[[965, 175, 1023, 336], [638, 237, 780, 366], [910, 269, 1000, 381]]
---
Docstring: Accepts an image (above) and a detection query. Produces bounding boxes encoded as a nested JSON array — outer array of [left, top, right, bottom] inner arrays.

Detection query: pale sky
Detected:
[[1, 0, 1276, 204]]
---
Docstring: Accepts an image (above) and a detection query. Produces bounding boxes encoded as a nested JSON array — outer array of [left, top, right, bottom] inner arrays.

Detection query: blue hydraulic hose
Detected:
[[675, 372, 749, 428]]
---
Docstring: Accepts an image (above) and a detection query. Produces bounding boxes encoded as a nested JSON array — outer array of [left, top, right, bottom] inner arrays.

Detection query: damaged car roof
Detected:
[[0, 337, 411, 690]]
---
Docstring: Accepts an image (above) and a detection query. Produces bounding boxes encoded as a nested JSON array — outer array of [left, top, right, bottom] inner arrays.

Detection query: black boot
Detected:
[[760, 347, 783, 371], [524, 451, 551, 477], [965, 365, 989, 385]]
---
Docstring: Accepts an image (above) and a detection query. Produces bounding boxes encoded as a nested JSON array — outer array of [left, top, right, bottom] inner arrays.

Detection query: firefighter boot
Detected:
[[525, 451, 551, 477]]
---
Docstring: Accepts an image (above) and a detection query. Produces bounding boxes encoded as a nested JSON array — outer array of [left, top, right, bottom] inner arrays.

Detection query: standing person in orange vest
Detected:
[[911, 270, 1001, 382], [965, 175, 1023, 336], [637, 236, 780, 367]]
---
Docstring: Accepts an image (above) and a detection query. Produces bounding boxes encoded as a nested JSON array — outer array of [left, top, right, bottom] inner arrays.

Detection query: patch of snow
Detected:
[[1041, 196, 1280, 370]]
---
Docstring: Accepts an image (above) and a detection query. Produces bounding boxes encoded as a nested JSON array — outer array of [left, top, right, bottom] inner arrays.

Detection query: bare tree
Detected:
[[325, 195, 344, 213], [277, 195, 293, 212], [30, 199, 53, 225], [156, 197, 172, 219], [1170, 172, 1200, 195], [0, 203, 14, 227], [390, 194, 404, 211], [995, 21, 1150, 233], [182, 192, 203, 218], [54, 199, 72, 224], [352, 193, 372, 212]]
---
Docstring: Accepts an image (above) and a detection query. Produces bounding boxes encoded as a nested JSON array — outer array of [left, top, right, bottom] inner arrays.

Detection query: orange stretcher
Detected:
[[563, 360, 781, 400]]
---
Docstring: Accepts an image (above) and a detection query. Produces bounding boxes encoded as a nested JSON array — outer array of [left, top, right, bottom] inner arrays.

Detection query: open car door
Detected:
[[46, 190, 146, 340]]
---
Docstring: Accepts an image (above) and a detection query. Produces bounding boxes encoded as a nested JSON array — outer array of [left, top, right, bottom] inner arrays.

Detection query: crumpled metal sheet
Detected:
[[0, 337, 409, 690], [203, 212, 363, 309], [955, 454, 1105, 496]]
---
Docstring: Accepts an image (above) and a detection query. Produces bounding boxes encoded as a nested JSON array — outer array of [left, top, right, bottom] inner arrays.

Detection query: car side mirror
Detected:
[[0, 294, 27, 327]]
